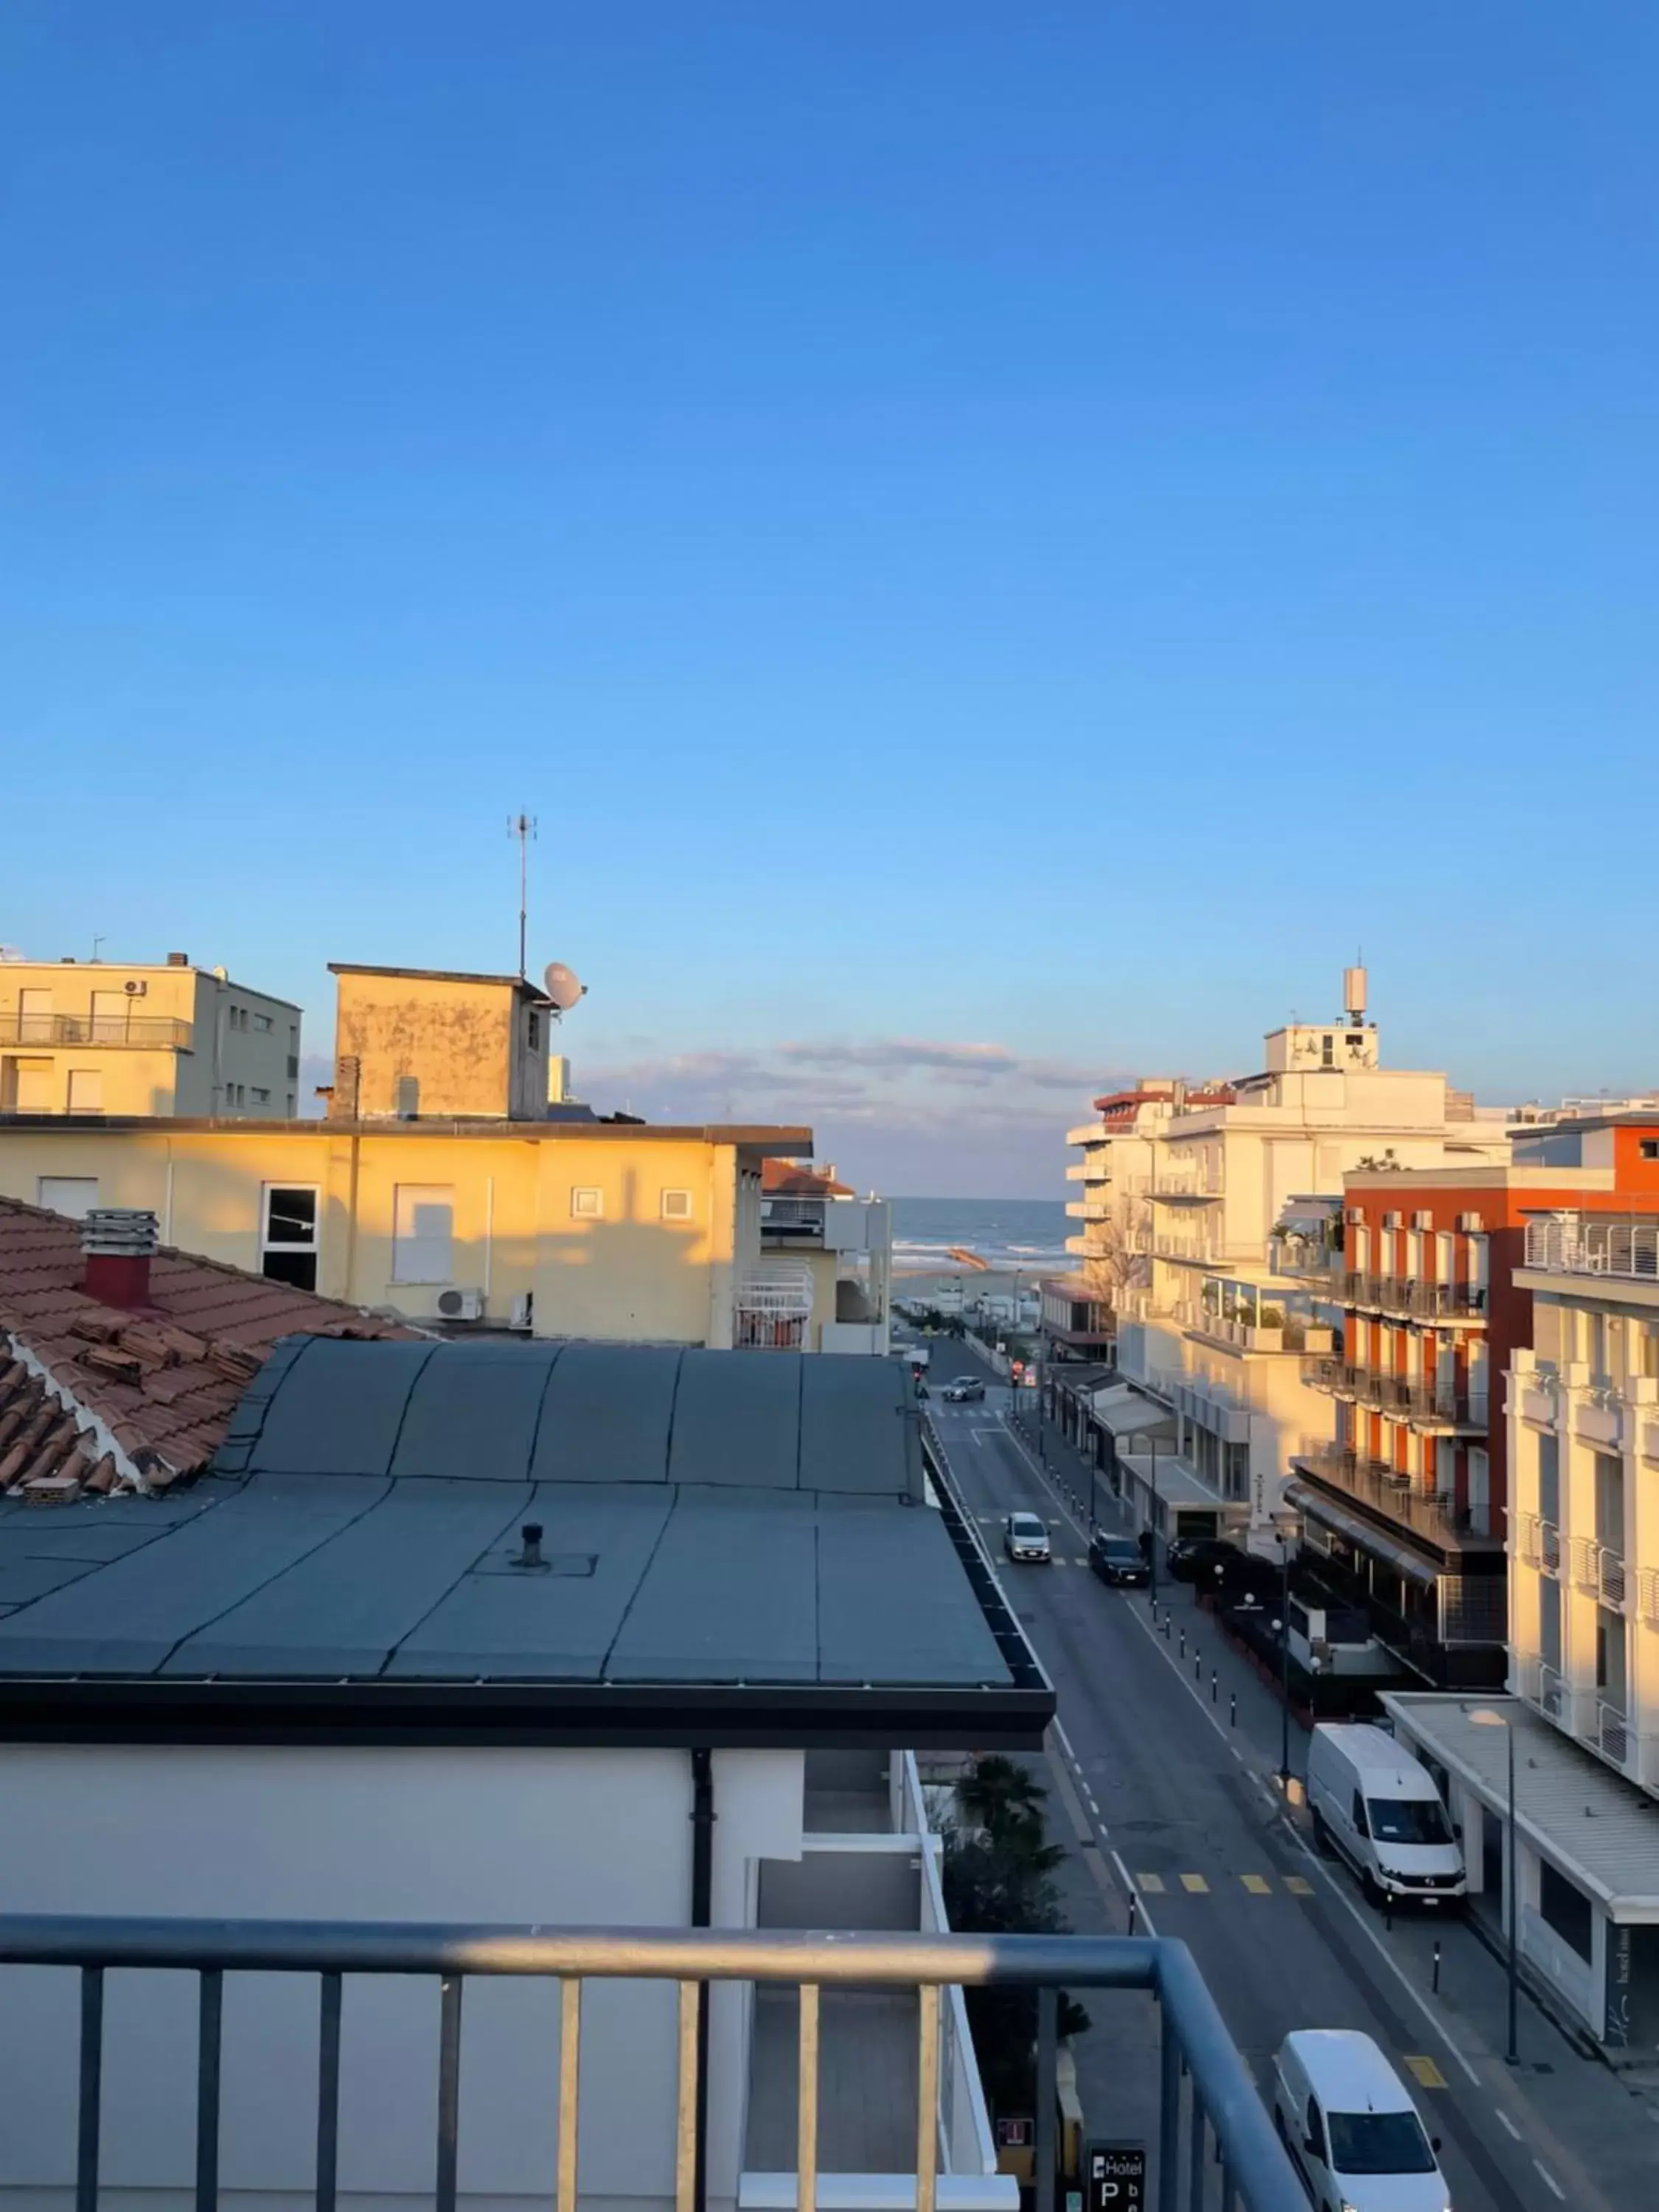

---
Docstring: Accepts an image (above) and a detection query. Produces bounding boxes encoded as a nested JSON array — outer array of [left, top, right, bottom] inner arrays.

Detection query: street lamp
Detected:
[[1270, 1510, 1303, 1790], [1147, 1433, 1160, 1604], [1467, 1705, 1520, 2065]]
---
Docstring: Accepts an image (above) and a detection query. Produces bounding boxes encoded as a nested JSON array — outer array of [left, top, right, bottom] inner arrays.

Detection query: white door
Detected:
[[66, 1068, 102, 1114], [37, 1178, 98, 1221], [18, 989, 52, 1043], [91, 989, 130, 1041]]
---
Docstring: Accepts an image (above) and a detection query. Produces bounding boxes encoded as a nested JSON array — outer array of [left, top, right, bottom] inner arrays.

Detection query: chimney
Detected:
[[82, 1209, 160, 1310], [166, 951, 189, 967]]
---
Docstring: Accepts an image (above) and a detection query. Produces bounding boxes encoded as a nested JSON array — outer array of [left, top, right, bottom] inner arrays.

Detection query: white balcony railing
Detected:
[[1525, 1215, 1659, 1282], [1571, 1537, 1628, 1610], [1640, 1567, 1659, 1629], [1516, 1514, 1562, 1575]]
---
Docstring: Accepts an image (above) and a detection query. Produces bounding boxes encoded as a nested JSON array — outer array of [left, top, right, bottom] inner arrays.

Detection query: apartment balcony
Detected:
[[1150, 1233, 1222, 1264], [1641, 1567, 1659, 1630], [1515, 1512, 1562, 1576], [1146, 1169, 1223, 1201], [1517, 1658, 1656, 1784], [1065, 1120, 1108, 1147], [0, 1918, 1304, 2212], [1267, 1238, 1344, 1290], [1294, 1445, 1502, 1554], [1343, 1274, 1488, 1324], [1188, 1313, 1332, 1356], [0, 1012, 193, 1050], [1065, 1200, 1111, 1222], [1570, 1536, 1628, 1612], [1064, 1161, 1091, 1182], [1524, 1214, 1659, 1284], [1304, 1357, 1361, 1401]]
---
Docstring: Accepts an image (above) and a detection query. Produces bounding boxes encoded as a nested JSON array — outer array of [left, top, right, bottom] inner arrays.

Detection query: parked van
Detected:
[[1272, 2031, 1447, 2212], [1307, 1724, 1465, 1909]]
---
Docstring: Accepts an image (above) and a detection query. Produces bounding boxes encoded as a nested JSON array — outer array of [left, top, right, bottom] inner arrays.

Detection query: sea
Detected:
[[888, 1195, 1072, 1276]]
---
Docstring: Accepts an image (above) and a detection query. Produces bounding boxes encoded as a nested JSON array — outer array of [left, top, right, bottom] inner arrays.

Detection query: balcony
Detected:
[[1524, 1214, 1659, 1284], [0, 1916, 1304, 2212], [1065, 1200, 1111, 1222], [0, 1012, 193, 1050], [1146, 1168, 1223, 1201], [1515, 1513, 1562, 1576], [1341, 1274, 1488, 1324], [1268, 1237, 1344, 1289], [1294, 1445, 1502, 1553], [1570, 1537, 1627, 1611]]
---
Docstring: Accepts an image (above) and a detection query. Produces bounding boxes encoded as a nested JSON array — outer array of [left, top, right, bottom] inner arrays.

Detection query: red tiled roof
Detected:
[[762, 1159, 857, 1197], [0, 1197, 418, 1494]]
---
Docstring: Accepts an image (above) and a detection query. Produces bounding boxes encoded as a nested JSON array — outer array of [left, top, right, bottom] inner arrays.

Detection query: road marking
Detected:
[[1496, 2110, 1522, 2140], [1113, 1849, 1158, 1933], [1135, 1873, 1166, 1893], [1403, 2056, 1447, 2090], [1533, 2161, 1565, 2200], [1180, 1873, 1209, 1894], [1073, 1557, 1088, 1566], [1239, 1874, 1271, 1895], [1283, 1875, 1313, 1896]]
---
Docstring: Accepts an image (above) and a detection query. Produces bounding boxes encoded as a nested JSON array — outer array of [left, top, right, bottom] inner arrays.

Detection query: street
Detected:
[[911, 1333, 1655, 2212]]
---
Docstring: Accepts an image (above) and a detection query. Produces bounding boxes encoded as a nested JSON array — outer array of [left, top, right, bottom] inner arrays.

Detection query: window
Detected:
[[66, 1069, 102, 1114], [1324, 2112, 1436, 2177], [571, 1187, 603, 1220], [1304, 2099, 1326, 2162], [527, 1012, 540, 1051], [251, 1088, 271, 1107], [394, 1076, 420, 1119], [37, 1177, 98, 1221], [393, 1184, 455, 1282], [253, 1012, 274, 1034], [661, 1189, 693, 1221], [1641, 1139, 1658, 1161], [1351, 1790, 1369, 1836], [1321, 1034, 1335, 1067], [1366, 1798, 1451, 1846], [261, 1186, 319, 1291], [226, 1082, 245, 1108], [286, 1093, 296, 1116], [1538, 1860, 1593, 1963]]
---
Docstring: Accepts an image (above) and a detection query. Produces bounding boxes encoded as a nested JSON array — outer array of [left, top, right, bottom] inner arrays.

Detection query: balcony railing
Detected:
[[0, 1916, 1303, 2212], [1525, 1216, 1659, 1284], [1295, 1446, 1501, 1550], [1516, 1513, 1562, 1576], [0, 1012, 193, 1050], [1146, 1168, 1223, 1200], [1641, 1568, 1659, 1630], [1571, 1537, 1628, 1611]]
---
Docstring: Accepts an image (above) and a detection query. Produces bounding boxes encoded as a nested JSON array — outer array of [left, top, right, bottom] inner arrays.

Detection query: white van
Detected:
[[1273, 2031, 1447, 2212], [1307, 1724, 1465, 1909]]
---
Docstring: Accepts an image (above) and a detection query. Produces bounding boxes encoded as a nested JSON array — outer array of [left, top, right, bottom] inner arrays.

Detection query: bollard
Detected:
[[1432, 1941, 1441, 1995], [1179, 1630, 1186, 1660], [1126, 1891, 1138, 1935], [1385, 1893, 1394, 1935], [1164, 1610, 1172, 1640], [1211, 1669, 1219, 1704], [1230, 1693, 1237, 1728], [1194, 1655, 1202, 1685]]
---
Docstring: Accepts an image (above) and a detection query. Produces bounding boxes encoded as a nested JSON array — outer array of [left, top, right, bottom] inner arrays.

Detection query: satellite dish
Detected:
[[542, 961, 586, 1012]]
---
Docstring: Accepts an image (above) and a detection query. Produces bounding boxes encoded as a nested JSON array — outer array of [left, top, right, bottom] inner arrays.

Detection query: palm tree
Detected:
[[955, 1755, 1049, 1851]]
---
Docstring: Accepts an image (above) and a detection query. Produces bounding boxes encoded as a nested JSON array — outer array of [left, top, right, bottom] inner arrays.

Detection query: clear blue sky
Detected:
[[4, 3, 1655, 1195]]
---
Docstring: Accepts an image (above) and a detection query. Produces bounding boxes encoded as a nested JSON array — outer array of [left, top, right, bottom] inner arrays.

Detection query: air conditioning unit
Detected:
[[436, 1287, 484, 1321], [1412, 1211, 1433, 1231], [123, 979, 147, 997], [1455, 1213, 1484, 1233], [509, 1293, 535, 1333]]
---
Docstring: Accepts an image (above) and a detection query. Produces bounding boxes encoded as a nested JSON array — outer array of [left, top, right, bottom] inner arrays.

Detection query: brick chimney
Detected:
[[82, 1208, 160, 1309]]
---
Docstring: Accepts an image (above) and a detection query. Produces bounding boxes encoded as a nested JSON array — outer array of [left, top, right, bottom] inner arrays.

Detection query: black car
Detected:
[[1165, 1537, 1249, 1584], [1089, 1533, 1150, 1587]]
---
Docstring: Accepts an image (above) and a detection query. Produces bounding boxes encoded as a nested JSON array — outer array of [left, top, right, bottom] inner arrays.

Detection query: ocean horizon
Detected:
[[888, 1194, 1072, 1273]]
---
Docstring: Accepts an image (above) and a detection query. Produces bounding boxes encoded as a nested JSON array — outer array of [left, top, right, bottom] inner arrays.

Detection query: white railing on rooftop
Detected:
[[1525, 1216, 1659, 1282]]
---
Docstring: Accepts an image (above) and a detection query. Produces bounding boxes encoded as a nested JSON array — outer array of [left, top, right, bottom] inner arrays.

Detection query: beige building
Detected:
[[324, 963, 557, 1121], [0, 954, 300, 1120], [1064, 973, 1514, 1537], [758, 1161, 892, 1354], [0, 1116, 815, 1345]]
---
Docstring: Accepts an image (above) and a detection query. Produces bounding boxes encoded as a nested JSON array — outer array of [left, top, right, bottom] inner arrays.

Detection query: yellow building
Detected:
[[324, 963, 555, 1120], [0, 1116, 813, 1346], [0, 954, 300, 1120]]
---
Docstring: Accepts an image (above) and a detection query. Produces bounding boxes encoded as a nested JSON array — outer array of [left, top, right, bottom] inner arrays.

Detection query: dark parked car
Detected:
[[1089, 1533, 1150, 1588], [1165, 1537, 1251, 1584]]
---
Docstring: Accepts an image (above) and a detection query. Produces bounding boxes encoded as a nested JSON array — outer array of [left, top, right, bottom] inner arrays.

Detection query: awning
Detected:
[[1381, 1693, 1659, 1917], [1283, 1478, 1440, 1589], [1095, 1391, 1178, 1440]]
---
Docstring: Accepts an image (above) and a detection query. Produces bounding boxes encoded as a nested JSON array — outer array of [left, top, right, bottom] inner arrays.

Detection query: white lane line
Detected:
[[1533, 2161, 1565, 2201], [1496, 2110, 1521, 2140]]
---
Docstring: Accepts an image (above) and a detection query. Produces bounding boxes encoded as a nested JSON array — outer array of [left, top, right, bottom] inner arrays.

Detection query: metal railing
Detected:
[[1338, 1274, 1488, 1321], [1570, 1537, 1627, 1610], [1525, 1216, 1659, 1284], [0, 1916, 1303, 2212], [0, 1012, 193, 1049], [1295, 1447, 1500, 1548], [1516, 1513, 1562, 1575]]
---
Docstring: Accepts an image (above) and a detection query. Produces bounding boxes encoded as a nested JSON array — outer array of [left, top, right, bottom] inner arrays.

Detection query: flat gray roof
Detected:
[[0, 1346, 1037, 1737]]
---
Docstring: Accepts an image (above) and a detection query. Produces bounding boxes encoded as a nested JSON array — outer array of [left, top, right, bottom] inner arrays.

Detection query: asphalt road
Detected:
[[910, 1335, 1612, 2212]]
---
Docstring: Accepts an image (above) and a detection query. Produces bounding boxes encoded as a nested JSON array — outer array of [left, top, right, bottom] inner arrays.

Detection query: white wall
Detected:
[[0, 1742, 803, 2212]]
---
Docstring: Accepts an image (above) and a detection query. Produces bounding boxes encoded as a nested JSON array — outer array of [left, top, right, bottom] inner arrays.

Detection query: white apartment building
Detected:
[[0, 952, 301, 1119], [1064, 974, 1512, 1542]]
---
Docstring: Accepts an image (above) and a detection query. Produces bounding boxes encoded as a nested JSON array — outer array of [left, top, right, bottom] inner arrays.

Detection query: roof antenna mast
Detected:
[[508, 813, 538, 981]]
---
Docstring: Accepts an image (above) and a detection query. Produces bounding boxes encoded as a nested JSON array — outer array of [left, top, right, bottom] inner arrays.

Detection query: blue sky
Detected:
[[3, 4, 1655, 1196]]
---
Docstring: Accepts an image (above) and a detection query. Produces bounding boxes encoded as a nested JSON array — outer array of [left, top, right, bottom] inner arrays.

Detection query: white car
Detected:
[[1273, 2030, 1448, 2212], [1003, 1512, 1051, 1563], [1307, 1725, 1466, 1910]]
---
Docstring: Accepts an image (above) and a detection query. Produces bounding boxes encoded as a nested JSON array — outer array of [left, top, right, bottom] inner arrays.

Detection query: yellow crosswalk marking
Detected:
[[1180, 1873, 1209, 1893], [1135, 1874, 1166, 1894], [1284, 1876, 1314, 1896], [1404, 2056, 1447, 2090], [1240, 1874, 1271, 1894]]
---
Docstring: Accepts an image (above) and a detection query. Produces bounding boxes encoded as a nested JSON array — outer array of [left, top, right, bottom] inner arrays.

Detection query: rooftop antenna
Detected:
[[507, 813, 538, 980], [91, 936, 105, 963]]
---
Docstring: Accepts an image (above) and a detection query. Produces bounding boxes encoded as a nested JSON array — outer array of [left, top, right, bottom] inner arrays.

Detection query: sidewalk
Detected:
[[1006, 1402, 1659, 2207]]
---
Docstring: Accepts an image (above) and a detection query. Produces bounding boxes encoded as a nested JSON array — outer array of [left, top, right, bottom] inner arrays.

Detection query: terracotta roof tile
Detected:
[[0, 1194, 420, 1489]]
